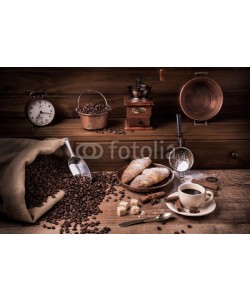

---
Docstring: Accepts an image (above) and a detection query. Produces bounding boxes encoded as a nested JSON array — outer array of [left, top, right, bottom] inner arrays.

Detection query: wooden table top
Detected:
[[0, 117, 250, 141], [0, 169, 250, 234]]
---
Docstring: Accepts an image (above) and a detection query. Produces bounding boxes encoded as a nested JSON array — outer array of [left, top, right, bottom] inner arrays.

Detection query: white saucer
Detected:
[[166, 192, 216, 217]]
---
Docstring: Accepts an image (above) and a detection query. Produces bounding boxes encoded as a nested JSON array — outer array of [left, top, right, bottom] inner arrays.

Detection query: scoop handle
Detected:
[[64, 138, 75, 157], [176, 113, 183, 147]]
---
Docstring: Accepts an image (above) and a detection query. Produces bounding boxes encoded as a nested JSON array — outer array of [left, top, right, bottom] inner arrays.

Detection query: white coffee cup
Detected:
[[178, 183, 214, 209]]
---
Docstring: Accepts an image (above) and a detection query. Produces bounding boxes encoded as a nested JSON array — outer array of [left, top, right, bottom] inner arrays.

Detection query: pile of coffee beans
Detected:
[[25, 155, 66, 208], [77, 103, 111, 115], [95, 127, 126, 135], [25, 155, 115, 234]]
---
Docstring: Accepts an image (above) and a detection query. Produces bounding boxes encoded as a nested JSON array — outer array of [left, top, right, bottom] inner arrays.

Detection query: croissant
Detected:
[[130, 167, 170, 188], [121, 157, 152, 184]]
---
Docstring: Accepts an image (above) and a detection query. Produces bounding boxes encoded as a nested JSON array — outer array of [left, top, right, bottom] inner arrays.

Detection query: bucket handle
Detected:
[[77, 90, 109, 111]]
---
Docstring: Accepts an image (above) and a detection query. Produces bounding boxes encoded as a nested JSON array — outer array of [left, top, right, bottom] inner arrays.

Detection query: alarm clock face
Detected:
[[27, 99, 55, 126]]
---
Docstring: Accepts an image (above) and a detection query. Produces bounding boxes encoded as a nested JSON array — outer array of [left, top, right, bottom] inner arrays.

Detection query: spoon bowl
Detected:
[[155, 212, 173, 222], [169, 146, 194, 172], [64, 138, 92, 181]]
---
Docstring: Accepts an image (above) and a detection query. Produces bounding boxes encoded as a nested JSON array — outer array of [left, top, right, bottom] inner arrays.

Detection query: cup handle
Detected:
[[205, 190, 214, 203]]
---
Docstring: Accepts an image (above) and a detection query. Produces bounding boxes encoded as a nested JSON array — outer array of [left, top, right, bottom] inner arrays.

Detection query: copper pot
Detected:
[[76, 90, 111, 130], [179, 72, 223, 121]]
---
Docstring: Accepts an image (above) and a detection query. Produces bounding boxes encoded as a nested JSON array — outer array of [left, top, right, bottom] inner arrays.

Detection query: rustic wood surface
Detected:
[[0, 67, 250, 119], [1, 118, 249, 169], [0, 68, 249, 232], [0, 169, 249, 234], [1, 117, 249, 140]]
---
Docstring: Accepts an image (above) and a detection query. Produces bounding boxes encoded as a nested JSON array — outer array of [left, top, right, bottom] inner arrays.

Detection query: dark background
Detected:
[[0, 67, 249, 120]]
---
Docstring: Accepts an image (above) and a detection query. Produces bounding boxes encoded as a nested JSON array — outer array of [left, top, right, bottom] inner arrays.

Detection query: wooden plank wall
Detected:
[[0, 67, 249, 120]]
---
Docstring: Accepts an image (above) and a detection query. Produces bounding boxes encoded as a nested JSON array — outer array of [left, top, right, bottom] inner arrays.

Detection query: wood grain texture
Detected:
[[0, 67, 250, 118], [0, 169, 249, 234], [1, 118, 250, 140], [0, 118, 250, 169]]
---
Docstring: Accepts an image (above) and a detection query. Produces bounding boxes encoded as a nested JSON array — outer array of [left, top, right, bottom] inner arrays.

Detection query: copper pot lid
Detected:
[[179, 73, 223, 121]]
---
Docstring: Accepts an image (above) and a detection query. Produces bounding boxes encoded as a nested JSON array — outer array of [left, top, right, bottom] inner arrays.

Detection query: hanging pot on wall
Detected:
[[179, 72, 223, 121]]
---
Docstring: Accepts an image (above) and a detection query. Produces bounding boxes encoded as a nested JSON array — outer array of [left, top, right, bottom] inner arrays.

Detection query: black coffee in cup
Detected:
[[182, 188, 201, 195]]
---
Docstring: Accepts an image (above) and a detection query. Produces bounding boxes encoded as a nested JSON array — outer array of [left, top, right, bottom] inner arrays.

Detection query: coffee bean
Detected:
[[24, 155, 115, 234], [157, 226, 162, 231], [77, 103, 111, 115], [181, 230, 186, 234], [95, 127, 126, 135], [187, 224, 192, 228], [174, 231, 180, 234]]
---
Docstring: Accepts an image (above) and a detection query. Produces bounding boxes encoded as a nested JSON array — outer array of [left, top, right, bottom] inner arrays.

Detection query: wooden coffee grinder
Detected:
[[124, 76, 154, 130]]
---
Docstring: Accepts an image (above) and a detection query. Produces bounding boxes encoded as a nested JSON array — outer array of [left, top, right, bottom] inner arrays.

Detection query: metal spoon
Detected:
[[169, 113, 194, 177], [64, 138, 92, 181], [119, 212, 172, 227]]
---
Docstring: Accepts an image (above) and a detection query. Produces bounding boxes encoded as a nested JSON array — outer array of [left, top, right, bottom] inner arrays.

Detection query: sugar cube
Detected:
[[130, 205, 140, 215], [119, 201, 130, 210], [117, 206, 126, 216], [130, 198, 141, 207]]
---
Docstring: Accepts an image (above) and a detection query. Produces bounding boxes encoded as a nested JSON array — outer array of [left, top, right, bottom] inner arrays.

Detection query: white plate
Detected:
[[166, 192, 216, 217]]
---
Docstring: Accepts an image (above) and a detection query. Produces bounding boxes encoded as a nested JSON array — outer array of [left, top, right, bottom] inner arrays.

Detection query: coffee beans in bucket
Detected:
[[77, 102, 111, 115], [24, 155, 114, 234]]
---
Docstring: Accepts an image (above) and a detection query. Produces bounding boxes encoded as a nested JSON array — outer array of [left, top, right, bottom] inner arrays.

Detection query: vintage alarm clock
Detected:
[[26, 91, 55, 126]]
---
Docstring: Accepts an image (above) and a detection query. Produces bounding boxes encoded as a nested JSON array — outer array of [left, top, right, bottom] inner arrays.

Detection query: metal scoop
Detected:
[[64, 138, 92, 181], [119, 212, 172, 227], [169, 113, 194, 177]]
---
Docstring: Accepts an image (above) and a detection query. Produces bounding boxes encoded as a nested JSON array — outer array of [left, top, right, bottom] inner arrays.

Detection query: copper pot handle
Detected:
[[77, 90, 109, 111]]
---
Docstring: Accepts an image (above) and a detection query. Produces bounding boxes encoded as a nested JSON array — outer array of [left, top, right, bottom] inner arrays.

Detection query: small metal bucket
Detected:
[[76, 90, 111, 130]]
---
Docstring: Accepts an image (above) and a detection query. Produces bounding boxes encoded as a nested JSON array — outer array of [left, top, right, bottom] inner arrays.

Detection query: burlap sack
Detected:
[[0, 138, 65, 223]]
